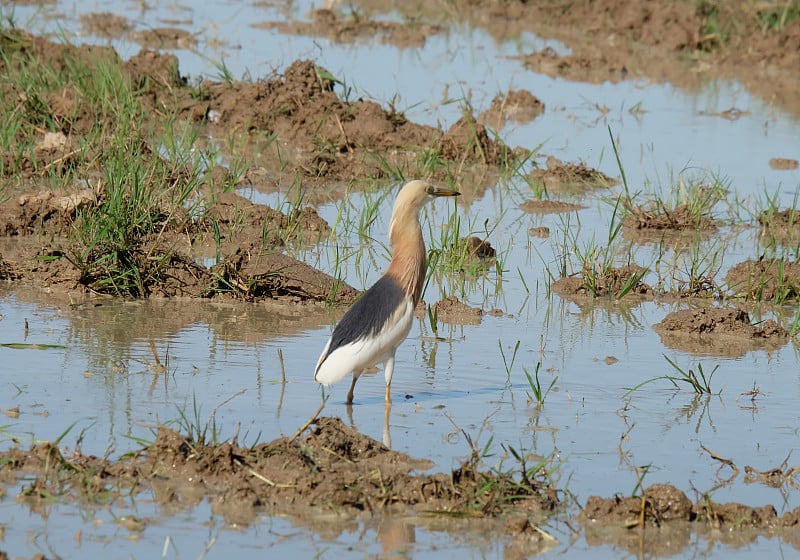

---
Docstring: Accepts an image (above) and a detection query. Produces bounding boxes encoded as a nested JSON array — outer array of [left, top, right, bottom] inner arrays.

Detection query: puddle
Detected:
[[1, 0, 800, 558]]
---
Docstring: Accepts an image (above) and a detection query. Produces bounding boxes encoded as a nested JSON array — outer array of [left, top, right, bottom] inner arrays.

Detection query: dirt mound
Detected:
[[530, 157, 619, 193], [211, 250, 359, 303], [581, 482, 800, 530], [519, 199, 585, 214], [653, 307, 789, 356], [187, 59, 516, 186], [758, 209, 800, 243], [428, 295, 483, 325], [478, 89, 545, 130], [726, 259, 800, 302], [623, 203, 717, 231], [552, 265, 654, 299], [0, 417, 556, 526], [254, 8, 446, 49]]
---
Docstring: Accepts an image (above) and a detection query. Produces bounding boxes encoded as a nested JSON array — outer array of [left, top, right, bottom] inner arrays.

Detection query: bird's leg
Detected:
[[383, 352, 396, 404], [383, 399, 392, 448], [346, 371, 361, 405]]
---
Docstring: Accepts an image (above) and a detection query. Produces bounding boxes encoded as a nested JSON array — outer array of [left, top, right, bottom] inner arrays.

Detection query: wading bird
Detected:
[[314, 180, 460, 404]]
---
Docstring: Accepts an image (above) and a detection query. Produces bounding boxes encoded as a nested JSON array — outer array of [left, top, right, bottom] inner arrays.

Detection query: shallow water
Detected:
[[2, 0, 800, 558]]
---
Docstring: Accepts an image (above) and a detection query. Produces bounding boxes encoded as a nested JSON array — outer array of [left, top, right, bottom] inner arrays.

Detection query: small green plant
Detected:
[[523, 361, 556, 406], [427, 303, 440, 338], [499, 339, 521, 381], [625, 355, 721, 395], [755, 1, 800, 31]]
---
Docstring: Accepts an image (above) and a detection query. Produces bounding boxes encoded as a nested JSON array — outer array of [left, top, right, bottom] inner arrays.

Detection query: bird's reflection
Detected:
[[345, 400, 393, 448], [377, 516, 416, 558]]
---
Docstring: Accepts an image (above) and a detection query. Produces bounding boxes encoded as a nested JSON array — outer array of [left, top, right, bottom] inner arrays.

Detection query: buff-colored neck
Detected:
[[386, 209, 426, 304]]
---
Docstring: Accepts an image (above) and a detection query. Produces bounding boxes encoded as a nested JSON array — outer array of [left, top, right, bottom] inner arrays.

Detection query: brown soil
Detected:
[[428, 295, 483, 325], [519, 199, 585, 214], [477, 89, 545, 130], [623, 203, 717, 231], [758, 209, 800, 244], [653, 307, 789, 356], [0, 417, 555, 527], [552, 265, 654, 299], [726, 259, 800, 302], [2, 417, 800, 549], [769, 158, 799, 170], [343, 0, 800, 119], [253, 8, 446, 49], [0, 28, 522, 302], [530, 156, 619, 193]]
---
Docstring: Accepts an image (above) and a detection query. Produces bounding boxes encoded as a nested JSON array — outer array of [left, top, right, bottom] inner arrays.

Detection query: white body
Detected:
[[314, 298, 414, 387]]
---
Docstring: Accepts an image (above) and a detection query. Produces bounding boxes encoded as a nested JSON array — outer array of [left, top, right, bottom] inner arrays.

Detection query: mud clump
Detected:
[[255, 8, 446, 49], [726, 259, 800, 302], [582, 483, 693, 527], [530, 157, 618, 192], [519, 199, 585, 214], [211, 250, 359, 304], [426, 295, 483, 325], [552, 265, 654, 299], [769, 158, 799, 170], [653, 307, 789, 357], [581, 482, 798, 532], [623, 203, 716, 231], [478, 89, 545, 129], [758, 209, 800, 244], [0, 417, 556, 526], [192, 59, 517, 185]]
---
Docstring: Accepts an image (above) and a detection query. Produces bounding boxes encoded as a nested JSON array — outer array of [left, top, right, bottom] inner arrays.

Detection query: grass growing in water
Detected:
[[625, 355, 721, 395]]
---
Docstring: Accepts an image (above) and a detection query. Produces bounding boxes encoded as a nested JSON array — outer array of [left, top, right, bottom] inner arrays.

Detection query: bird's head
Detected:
[[393, 180, 460, 213], [388, 180, 460, 247]]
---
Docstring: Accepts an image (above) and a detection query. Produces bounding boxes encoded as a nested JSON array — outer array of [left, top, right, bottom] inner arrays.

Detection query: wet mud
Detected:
[[2, 415, 800, 557], [2, 0, 800, 554], [653, 307, 789, 356]]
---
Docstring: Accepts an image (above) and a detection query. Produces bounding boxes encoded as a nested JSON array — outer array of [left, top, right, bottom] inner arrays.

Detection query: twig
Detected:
[[287, 396, 327, 444], [701, 444, 738, 473]]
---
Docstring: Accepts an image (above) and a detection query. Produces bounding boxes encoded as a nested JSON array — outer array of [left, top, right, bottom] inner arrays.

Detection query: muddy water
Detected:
[[3, 0, 800, 559]]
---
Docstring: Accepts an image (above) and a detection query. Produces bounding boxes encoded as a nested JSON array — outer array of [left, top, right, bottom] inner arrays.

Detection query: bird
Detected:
[[314, 180, 460, 404]]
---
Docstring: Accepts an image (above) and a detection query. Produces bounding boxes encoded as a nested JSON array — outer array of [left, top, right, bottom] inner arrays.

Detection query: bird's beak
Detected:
[[427, 185, 461, 197]]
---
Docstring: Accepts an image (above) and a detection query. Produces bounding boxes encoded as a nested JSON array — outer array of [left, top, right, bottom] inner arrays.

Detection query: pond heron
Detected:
[[314, 180, 460, 404]]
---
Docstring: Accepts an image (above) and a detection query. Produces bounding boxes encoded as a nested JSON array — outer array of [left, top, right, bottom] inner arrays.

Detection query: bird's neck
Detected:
[[386, 226, 426, 305]]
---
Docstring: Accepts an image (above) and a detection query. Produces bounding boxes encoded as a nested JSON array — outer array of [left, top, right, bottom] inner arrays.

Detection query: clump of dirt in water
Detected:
[[580, 482, 800, 537], [653, 307, 789, 356], [552, 265, 654, 299], [478, 89, 545, 130], [0, 417, 556, 527], [254, 8, 446, 49], [529, 157, 619, 193], [758, 209, 800, 244], [622, 203, 717, 231], [420, 295, 484, 325], [725, 259, 800, 302], [519, 199, 585, 214]]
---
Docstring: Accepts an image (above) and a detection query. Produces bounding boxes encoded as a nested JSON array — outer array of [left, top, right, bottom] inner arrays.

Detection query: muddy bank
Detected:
[[334, 0, 800, 119], [0, 27, 526, 301], [1, 417, 800, 551], [0, 417, 555, 527]]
